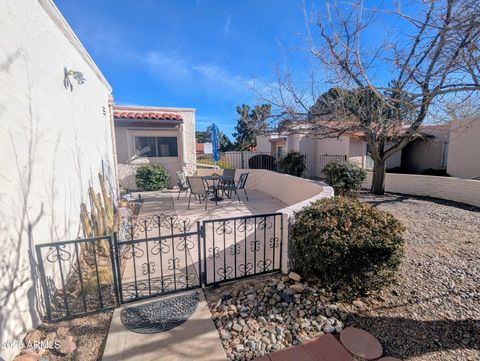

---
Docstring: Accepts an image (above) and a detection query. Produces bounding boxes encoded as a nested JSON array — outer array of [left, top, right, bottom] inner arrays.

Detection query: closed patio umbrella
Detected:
[[211, 123, 220, 168]]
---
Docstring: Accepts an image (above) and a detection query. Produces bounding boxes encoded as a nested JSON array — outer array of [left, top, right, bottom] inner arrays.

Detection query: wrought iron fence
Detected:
[[36, 235, 119, 322], [303, 154, 348, 178], [198, 151, 347, 178], [201, 213, 283, 286], [36, 213, 284, 321]]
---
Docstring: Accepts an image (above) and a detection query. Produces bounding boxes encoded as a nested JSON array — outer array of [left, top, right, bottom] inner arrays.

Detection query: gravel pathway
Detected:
[[355, 192, 480, 361]]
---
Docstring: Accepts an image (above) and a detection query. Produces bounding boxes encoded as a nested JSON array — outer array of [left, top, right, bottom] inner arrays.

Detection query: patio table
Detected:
[[202, 175, 233, 204]]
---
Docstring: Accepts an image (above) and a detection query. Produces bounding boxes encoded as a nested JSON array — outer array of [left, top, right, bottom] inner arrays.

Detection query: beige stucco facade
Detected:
[[447, 118, 480, 179], [257, 133, 376, 168], [114, 106, 196, 190], [0, 1, 117, 359], [401, 125, 450, 173]]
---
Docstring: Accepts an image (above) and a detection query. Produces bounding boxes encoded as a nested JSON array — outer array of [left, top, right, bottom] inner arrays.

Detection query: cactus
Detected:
[[80, 203, 93, 238], [99, 173, 114, 230]]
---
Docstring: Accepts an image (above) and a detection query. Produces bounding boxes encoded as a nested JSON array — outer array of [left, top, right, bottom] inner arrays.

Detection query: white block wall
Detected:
[[363, 173, 480, 207]]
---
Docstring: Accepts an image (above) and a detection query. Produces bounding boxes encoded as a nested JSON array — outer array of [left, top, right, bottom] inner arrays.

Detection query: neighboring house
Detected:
[[257, 124, 450, 174], [256, 132, 379, 169], [114, 105, 196, 189], [447, 118, 480, 179], [0, 1, 117, 360], [196, 142, 212, 155], [400, 124, 450, 174]]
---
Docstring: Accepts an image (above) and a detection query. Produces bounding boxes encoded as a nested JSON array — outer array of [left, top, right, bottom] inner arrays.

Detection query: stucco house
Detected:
[[256, 132, 394, 169], [114, 105, 196, 190], [0, 1, 117, 359], [447, 118, 480, 179], [256, 124, 450, 175]]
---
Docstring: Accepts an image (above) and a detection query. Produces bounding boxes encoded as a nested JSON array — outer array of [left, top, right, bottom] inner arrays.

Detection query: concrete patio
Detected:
[[137, 188, 288, 221], [103, 188, 288, 361]]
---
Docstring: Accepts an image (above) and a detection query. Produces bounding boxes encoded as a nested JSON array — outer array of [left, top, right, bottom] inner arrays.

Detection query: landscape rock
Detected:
[[14, 352, 39, 361], [288, 272, 301, 282], [57, 340, 77, 355]]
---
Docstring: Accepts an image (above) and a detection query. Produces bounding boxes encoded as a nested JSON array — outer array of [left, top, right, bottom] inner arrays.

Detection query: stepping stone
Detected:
[[378, 358, 402, 361], [253, 356, 271, 361], [340, 327, 383, 360], [268, 345, 313, 361], [304, 334, 354, 361]]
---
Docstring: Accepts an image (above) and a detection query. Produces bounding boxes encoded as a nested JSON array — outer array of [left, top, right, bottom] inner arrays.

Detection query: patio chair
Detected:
[[176, 171, 189, 200], [187, 176, 213, 210], [223, 172, 249, 202], [220, 169, 236, 196]]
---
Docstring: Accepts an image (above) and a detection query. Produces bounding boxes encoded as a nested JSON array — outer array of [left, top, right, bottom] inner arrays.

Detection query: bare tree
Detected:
[[254, 0, 480, 194]]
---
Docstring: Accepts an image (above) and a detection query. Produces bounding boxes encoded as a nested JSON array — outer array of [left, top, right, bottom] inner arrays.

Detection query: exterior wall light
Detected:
[[63, 67, 86, 91]]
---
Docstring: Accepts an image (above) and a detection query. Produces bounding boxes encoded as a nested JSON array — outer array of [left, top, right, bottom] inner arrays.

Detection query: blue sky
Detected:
[[55, 0, 310, 138]]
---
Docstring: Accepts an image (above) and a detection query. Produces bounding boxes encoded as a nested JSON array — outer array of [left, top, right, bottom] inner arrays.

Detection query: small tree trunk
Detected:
[[371, 158, 386, 195]]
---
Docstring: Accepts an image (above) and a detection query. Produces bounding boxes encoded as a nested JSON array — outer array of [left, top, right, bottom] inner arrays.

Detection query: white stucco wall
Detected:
[[255, 135, 272, 153], [316, 136, 350, 155], [447, 118, 480, 179], [363, 173, 480, 207], [0, 1, 116, 359], [195, 169, 334, 272]]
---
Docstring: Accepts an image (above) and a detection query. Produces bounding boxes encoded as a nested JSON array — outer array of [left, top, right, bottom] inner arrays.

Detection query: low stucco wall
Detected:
[[363, 172, 480, 207], [195, 169, 333, 211], [195, 169, 334, 273]]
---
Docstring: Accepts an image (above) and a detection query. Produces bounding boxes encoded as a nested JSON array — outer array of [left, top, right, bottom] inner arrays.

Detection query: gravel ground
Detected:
[[206, 192, 480, 361], [354, 192, 480, 361], [15, 310, 113, 361]]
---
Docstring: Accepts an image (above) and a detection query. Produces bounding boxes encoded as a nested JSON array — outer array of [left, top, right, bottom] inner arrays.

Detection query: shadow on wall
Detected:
[[0, 47, 117, 359], [0, 47, 44, 346]]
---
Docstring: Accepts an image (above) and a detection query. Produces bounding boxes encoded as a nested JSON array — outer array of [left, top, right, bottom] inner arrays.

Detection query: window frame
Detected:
[[134, 136, 179, 158]]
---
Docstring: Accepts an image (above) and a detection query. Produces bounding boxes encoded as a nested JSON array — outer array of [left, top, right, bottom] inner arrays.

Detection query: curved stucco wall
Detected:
[[196, 168, 333, 213], [196, 169, 334, 273], [363, 172, 480, 207]]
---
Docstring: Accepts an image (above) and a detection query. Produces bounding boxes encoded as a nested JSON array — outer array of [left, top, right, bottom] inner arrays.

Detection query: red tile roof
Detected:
[[114, 110, 182, 121]]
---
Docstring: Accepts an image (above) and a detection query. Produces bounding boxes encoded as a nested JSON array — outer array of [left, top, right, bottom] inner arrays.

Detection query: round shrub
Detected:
[[135, 164, 169, 191], [323, 160, 367, 196], [248, 154, 276, 170], [291, 197, 405, 297], [278, 151, 307, 177]]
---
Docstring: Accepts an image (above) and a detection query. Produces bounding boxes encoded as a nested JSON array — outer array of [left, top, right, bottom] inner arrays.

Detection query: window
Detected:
[[135, 136, 178, 157], [277, 145, 285, 157], [442, 142, 449, 167]]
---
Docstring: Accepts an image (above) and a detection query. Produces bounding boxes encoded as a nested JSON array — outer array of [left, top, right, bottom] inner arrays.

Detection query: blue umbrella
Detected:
[[211, 123, 220, 164]]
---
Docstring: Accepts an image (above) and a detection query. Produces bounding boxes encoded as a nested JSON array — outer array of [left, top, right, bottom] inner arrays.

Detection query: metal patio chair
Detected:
[[176, 170, 189, 199], [220, 169, 236, 196], [223, 172, 249, 202], [187, 176, 214, 210]]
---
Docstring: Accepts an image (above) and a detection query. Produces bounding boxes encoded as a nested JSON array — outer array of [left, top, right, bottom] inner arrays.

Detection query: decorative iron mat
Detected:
[[121, 291, 199, 334]]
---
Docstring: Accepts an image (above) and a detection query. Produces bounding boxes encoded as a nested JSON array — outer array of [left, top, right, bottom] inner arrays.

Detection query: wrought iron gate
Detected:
[[36, 212, 283, 322], [116, 215, 201, 304], [201, 213, 283, 286]]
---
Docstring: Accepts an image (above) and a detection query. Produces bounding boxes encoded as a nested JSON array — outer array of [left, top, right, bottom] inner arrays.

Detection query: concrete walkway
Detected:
[[102, 290, 226, 361], [103, 190, 287, 360]]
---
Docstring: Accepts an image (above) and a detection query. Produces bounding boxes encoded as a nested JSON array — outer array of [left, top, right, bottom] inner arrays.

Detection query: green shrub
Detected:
[[323, 160, 367, 196], [278, 151, 307, 177], [291, 197, 405, 297], [135, 164, 170, 191]]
